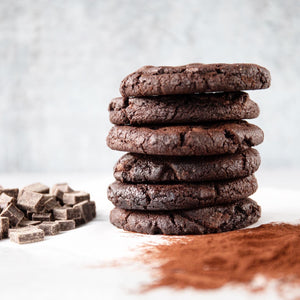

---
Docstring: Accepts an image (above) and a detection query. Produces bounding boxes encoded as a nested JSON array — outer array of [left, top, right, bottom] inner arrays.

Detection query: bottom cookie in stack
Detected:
[[108, 173, 260, 235], [110, 198, 261, 235]]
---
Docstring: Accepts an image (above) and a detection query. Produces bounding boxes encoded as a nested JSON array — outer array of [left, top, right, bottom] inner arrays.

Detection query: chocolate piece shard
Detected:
[[17, 191, 45, 213], [55, 220, 75, 231], [62, 191, 90, 205], [0, 193, 16, 210], [42, 195, 59, 212], [23, 182, 50, 194], [9, 226, 44, 244], [52, 183, 74, 193], [52, 183, 74, 200], [0, 204, 24, 227], [0, 217, 9, 239], [0, 188, 19, 199], [74, 218, 85, 227], [32, 213, 52, 222], [74, 200, 96, 223], [37, 221, 60, 236], [52, 207, 81, 220], [19, 219, 41, 227], [26, 212, 34, 220]]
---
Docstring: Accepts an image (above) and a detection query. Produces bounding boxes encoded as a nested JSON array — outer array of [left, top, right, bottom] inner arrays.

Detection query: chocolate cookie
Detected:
[[110, 198, 261, 235], [107, 175, 257, 211], [114, 149, 260, 183], [109, 92, 260, 125], [106, 121, 264, 156], [120, 63, 271, 97]]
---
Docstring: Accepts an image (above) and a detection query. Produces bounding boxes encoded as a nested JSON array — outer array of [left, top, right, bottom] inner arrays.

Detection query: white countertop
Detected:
[[0, 170, 299, 300]]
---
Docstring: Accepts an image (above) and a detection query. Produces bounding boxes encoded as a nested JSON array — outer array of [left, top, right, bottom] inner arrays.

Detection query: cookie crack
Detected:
[[123, 211, 133, 226], [165, 163, 180, 181], [179, 213, 205, 230], [168, 213, 176, 227], [179, 132, 186, 147], [241, 152, 247, 171]]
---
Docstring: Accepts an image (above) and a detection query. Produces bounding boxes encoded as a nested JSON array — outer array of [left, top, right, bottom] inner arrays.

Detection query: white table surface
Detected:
[[0, 169, 299, 300]]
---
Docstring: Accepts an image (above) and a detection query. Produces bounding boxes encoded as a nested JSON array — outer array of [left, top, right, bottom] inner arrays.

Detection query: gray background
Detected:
[[0, 0, 299, 173]]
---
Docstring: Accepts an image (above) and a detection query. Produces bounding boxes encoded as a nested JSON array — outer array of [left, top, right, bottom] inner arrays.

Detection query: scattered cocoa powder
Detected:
[[139, 223, 300, 297]]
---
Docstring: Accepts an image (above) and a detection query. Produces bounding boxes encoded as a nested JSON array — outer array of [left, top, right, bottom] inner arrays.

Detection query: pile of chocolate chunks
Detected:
[[0, 183, 96, 244]]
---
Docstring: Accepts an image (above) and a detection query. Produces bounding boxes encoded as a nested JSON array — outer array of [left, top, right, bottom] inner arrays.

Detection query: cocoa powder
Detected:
[[140, 223, 300, 296]]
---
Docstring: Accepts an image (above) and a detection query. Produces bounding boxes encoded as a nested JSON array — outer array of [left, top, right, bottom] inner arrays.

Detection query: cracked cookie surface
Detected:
[[109, 92, 259, 125], [106, 121, 264, 156], [110, 198, 261, 235], [107, 175, 258, 210], [120, 63, 271, 97], [114, 148, 260, 183]]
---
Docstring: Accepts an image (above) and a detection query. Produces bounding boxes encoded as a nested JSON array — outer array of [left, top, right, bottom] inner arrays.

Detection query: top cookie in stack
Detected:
[[107, 63, 271, 235]]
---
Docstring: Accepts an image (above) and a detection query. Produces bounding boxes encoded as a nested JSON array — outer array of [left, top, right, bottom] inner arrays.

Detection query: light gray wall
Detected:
[[0, 0, 299, 172]]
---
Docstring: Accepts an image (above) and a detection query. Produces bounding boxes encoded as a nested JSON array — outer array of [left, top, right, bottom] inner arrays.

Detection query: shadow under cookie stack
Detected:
[[107, 63, 271, 235]]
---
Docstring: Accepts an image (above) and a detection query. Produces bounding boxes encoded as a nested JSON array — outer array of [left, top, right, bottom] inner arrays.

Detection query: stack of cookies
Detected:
[[107, 63, 271, 235]]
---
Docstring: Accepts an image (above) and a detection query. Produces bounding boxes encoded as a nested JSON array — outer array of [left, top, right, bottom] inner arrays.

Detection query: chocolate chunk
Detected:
[[37, 221, 60, 236], [0, 193, 16, 210], [0, 188, 19, 199], [23, 182, 50, 194], [0, 204, 24, 227], [73, 200, 96, 223], [62, 191, 90, 205], [32, 213, 53, 222], [53, 207, 81, 220], [55, 220, 75, 231], [52, 183, 74, 200], [42, 196, 59, 212], [52, 183, 74, 193], [9, 226, 44, 244], [74, 218, 85, 227], [17, 191, 45, 213], [0, 217, 9, 239], [19, 219, 41, 227]]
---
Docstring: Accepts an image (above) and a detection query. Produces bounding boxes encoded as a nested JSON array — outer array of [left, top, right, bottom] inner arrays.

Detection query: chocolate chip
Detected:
[[53, 206, 81, 220], [51, 183, 74, 200], [55, 220, 75, 231], [0, 188, 19, 200], [74, 200, 96, 223], [37, 221, 60, 236], [17, 190, 45, 213], [9, 226, 44, 244], [23, 183, 50, 194], [0, 193, 16, 210], [62, 191, 90, 205], [19, 219, 41, 227], [0, 217, 9, 239], [32, 213, 53, 222], [0, 204, 24, 227]]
